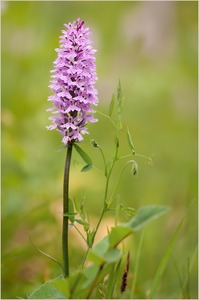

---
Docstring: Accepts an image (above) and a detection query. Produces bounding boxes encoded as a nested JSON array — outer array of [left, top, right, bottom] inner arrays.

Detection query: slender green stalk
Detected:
[[96, 110, 117, 129], [81, 159, 116, 268], [62, 143, 73, 277], [109, 160, 136, 203], [93, 159, 115, 237]]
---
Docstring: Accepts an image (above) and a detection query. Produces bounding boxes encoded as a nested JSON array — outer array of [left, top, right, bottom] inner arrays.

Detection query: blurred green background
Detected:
[[2, 1, 198, 299]]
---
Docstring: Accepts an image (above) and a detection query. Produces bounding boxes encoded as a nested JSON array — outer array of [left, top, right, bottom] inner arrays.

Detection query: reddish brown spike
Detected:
[[120, 252, 130, 293]]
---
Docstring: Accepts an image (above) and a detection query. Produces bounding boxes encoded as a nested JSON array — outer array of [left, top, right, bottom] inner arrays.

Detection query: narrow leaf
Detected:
[[81, 164, 92, 172], [82, 265, 99, 289], [130, 231, 144, 298], [127, 127, 136, 155], [74, 218, 89, 227], [106, 258, 122, 298], [74, 144, 92, 166], [63, 213, 77, 217], [68, 198, 75, 223], [74, 196, 81, 214], [117, 80, 123, 115], [109, 94, 115, 116], [116, 118, 123, 131], [29, 235, 64, 272]]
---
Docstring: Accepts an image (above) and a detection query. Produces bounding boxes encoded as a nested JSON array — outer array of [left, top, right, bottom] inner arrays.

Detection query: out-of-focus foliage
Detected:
[[2, 1, 197, 299]]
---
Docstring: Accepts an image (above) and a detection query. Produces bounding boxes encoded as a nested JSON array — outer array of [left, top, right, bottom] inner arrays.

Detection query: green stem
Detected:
[[96, 110, 117, 129], [98, 146, 107, 176], [110, 160, 135, 202], [81, 160, 116, 268], [62, 143, 73, 277]]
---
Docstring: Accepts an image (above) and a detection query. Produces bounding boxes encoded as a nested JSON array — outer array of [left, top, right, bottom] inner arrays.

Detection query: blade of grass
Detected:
[[29, 234, 64, 273], [180, 243, 198, 299], [106, 258, 122, 298], [130, 230, 144, 299], [149, 218, 183, 299], [172, 257, 184, 296]]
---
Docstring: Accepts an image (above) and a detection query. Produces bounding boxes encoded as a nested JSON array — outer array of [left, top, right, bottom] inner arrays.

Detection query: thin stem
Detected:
[[98, 146, 107, 176], [91, 159, 115, 240], [81, 159, 116, 268], [62, 143, 73, 277], [96, 110, 117, 129], [73, 223, 87, 244], [110, 160, 135, 202]]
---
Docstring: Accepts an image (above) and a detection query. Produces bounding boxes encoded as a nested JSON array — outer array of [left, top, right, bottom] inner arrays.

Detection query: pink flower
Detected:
[[47, 18, 98, 145]]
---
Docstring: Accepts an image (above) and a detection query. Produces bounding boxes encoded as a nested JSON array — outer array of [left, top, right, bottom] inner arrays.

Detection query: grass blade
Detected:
[[109, 94, 115, 117], [106, 258, 122, 298], [29, 234, 64, 273], [149, 218, 183, 299], [130, 230, 144, 299], [180, 243, 198, 299]]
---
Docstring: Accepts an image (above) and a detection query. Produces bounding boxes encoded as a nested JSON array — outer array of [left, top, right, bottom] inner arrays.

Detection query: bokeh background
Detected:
[[2, 1, 198, 299]]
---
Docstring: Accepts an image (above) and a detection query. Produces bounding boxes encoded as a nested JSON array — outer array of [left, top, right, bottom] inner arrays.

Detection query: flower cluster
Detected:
[[47, 18, 98, 145]]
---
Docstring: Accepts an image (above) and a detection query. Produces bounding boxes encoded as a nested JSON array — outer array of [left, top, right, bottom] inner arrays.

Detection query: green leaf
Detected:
[[74, 144, 92, 172], [63, 212, 77, 217], [88, 236, 110, 263], [74, 196, 81, 213], [104, 248, 123, 263], [127, 127, 136, 155], [68, 270, 87, 299], [63, 198, 77, 223], [106, 258, 122, 298], [50, 276, 70, 298], [28, 281, 67, 299], [116, 118, 122, 131], [81, 164, 92, 172], [124, 205, 170, 232], [69, 198, 75, 223], [109, 94, 115, 116], [117, 80, 123, 115], [74, 218, 89, 227], [130, 231, 144, 298], [82, 265, 99, 288], [109, 226, 133, 249], [87, 251, 105, 266]]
